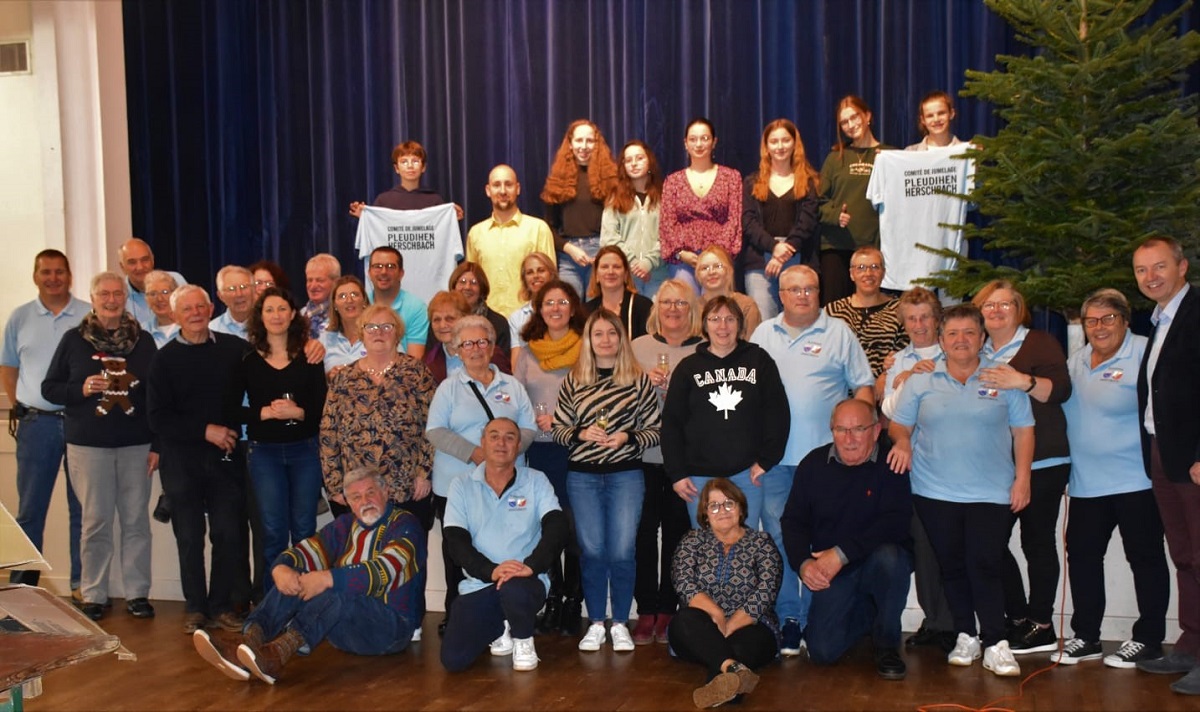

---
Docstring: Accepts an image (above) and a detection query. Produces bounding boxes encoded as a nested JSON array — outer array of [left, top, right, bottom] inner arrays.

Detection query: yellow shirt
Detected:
[[466, 210, 556, 317]]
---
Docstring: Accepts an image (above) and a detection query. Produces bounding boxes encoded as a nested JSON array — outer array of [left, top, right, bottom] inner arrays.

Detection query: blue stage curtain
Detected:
[[121, 0, 1197, 293]]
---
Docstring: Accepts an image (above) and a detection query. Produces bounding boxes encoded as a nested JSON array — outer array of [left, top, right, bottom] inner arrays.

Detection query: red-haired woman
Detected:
[[741, 119, 819, 320], [601, 140, 667, 296], [542, 120, 619, 297], [817, 96, 893, 304], [660, 118, 743, 296]]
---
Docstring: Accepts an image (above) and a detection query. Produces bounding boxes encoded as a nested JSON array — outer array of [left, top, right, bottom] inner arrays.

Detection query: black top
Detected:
[[584, 291, 654, 341], [546, 164, 605, 250], [740, 174, 819, 272], [372, 185, 446, 211], [226, 350, 327, 442], [42, 329, 158, 448], [147, 332, 251, 448]]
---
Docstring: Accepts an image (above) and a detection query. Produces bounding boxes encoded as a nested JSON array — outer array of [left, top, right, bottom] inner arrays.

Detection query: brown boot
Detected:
[[194, 629, 250, 681], [237, 628, 304, 685]]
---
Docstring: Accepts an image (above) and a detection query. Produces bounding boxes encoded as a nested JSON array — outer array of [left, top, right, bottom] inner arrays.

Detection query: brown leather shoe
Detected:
[[209, 610, 245, 633], [631, 614, 656, 645], [193, 629, 250, 681], [238, 628, 304, 685]]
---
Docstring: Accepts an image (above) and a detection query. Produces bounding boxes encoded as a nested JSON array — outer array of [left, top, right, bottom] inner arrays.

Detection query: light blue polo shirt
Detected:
[[1, 296, 90, 411], [1063, 331, 1150, 498], [444, 464, 560, 596], [320, 329, 367, 372], [427, 366, 536, 497], [891, 358, 1035, 504], [880, 343, 943, 419], [124, 270, 186, 325], [983, 325, 1070, 471], [209, 310, 248, 340], [388, 289, 430, 352], [141, 318, 181, 348], [509, 302, 534, 349], [750, 312, 874, 465]]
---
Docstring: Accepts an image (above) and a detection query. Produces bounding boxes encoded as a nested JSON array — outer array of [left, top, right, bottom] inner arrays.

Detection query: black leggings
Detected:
[[667, 606, 777, 680]]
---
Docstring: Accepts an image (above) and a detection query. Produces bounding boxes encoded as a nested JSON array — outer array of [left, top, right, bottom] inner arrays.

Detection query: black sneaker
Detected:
[[875, 648, 907, 680], [1009, 621, 1059, 655], [1049, 637, 1102, 664], [126, 597, 156, 619], [780, 618, 803, 657], [1106, 640, 1164, 669], [906, 624, 942, 648], [80, 602, 105, 621]]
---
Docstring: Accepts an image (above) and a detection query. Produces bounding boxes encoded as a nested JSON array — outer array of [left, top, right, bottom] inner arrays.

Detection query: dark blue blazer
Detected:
[[1138, 285, 1200, 483]]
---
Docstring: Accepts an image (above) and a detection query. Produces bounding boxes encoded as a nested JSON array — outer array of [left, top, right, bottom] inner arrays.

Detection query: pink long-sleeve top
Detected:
[[659, 165, 743, 263]]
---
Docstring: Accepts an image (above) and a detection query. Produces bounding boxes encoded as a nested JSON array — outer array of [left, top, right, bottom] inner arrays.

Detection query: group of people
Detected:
[[4, 94, 1199, 707]]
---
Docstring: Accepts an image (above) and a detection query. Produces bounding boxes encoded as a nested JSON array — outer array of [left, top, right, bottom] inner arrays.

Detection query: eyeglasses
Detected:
[[686, 135, 714, 145], [698, 263, 725, 273], [220, 283, 251, 293], [706, 500, 737, 514], [542, 299, 571, 308], [459, 338, 492, 351], [706, 315, 738, 325], [396, 158, 422, 167], [370, 262, 399, 271], [852, 263, 883, 272], [980, 300, 1016, 312], [456, 277, 479, 287], [832, 425, 874, 436], [362, 323, 396, 334], [147, 289, 173, 298], [781, 286, 818, 297], [94, 290, 125, 300], [1083, 313, 1121, 328], [336, 291, 363, 301], [253, 279, 275, 289], [660, 299, 689, 310]]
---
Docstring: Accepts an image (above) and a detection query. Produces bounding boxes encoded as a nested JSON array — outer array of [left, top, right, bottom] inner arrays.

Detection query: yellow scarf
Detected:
[[528, 330, 582, 371]]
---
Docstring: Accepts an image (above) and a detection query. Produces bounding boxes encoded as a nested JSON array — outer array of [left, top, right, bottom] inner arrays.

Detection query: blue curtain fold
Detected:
[[122, 0, 1197, 293]]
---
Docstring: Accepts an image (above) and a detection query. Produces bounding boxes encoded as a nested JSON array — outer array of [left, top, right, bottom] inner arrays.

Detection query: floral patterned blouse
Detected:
[[319, 355, 435, 503], [659, 165, 744, 263], [672, 526, 783, 642]]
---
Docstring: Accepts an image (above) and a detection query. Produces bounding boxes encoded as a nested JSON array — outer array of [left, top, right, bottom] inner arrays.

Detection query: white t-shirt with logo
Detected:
[[355, 203, 463, 304]]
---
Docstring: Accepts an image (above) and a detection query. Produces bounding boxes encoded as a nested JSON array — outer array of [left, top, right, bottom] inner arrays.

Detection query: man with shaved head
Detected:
[[465, 165, 555, 316], [118, 238, 186, 324]]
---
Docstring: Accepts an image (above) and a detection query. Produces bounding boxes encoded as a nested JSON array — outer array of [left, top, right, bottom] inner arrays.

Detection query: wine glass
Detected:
[[535, 403, 551, 441], [282, 392, 298, 426], [596, 407, 610, 431]]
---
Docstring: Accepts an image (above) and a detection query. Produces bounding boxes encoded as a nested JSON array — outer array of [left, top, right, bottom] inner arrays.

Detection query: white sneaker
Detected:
[[578, 622, 607, 651], [512, 636, 539, 671], [947, 633, 982, 666], [610, 622, 635, 652], [983, 640, 1022, 677], [411, 626, 422, 643], [489, 620, 513, 656]]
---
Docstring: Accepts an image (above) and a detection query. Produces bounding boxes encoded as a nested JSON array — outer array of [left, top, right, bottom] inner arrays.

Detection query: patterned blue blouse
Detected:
[[672, 527, 783, 642]]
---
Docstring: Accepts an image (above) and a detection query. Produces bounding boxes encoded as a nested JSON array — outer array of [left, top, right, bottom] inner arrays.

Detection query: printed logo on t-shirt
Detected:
[[1101, 368, 1124, 382], [507, 495, 527, 510], [849, 161, 875, 177], [801, 342, 823, 356], [708, 383, 743, 420]]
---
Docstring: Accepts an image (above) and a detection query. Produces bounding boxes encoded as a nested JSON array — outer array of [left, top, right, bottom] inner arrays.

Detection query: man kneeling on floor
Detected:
[[440, 417, 567, 672], [780, 398, 914, 680], [193, 466, 425, 684]]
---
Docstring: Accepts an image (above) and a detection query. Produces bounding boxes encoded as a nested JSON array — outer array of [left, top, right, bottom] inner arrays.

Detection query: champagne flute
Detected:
[[535, 403, 550, 441], [282, 392, 298, 426], [596, 407, 610, 431]]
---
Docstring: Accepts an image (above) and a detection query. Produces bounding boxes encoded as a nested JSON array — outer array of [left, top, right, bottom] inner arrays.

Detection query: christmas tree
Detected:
[[925, 0, 1200, 312]]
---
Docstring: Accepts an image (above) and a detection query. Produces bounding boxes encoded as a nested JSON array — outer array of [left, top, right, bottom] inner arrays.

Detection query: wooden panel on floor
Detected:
[[27, 601, 1195, 711]]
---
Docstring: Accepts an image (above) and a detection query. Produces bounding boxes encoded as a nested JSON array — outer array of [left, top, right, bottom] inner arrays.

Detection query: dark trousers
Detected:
[[247, 584, 412, 655], [433, 494, 466, 616], [1065, 489, 1169, 645], [818, 249, 854, 305], [440, 577, 546, 672], [1150, 438, 1200, 655], [914, 495, 1011, 646], [1001, 464, 1069, 624], [910, 507, 953, 631], [159, 442, 250, 616], [806, 543, 913, 664], [634, 463, 689, 616], [528, 441, 581, 600], [667, 606, 777, 680]]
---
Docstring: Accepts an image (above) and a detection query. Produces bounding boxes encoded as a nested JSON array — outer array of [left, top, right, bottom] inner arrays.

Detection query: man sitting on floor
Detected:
[[780, 398, 913, 680], [440, 417, 567, 672], [193, 466, 425, 684]]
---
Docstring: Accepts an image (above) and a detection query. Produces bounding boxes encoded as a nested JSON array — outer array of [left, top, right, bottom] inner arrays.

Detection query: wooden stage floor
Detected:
[[25, 600, 1194, 711]]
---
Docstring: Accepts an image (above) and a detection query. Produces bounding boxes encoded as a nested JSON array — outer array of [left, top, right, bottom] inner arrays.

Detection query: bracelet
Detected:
[[1024, 374, 1037, 393]]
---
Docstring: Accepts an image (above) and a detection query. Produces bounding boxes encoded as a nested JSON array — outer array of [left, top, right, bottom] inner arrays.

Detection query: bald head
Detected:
[[119, 238, 156, 290], [485, 164, 520, 217]]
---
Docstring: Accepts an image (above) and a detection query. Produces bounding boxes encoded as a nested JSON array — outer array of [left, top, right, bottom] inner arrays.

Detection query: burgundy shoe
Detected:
[[653, 614, 673, 644], [631, 615, 656, 645]]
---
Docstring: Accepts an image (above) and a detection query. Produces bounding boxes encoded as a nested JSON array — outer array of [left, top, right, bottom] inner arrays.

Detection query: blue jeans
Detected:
[[247, 437, 323, 588], [760, 463, 804, 623], [568, 469, 643, 623], [247, 584, 412, 656], [806, 543, 913, 663], [15, 411, 82, 586], [633, 268, 668, 301], [666, 263, 700, 296], [685, 468, 763, 535], [557, 235, 601, 298]]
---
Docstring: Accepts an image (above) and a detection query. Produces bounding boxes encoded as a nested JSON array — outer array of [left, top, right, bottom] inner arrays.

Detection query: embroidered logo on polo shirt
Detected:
[[507, 496, 527, 509], [802, 343, 823, 356], [977, 387, 999, 399], [1101, 368, 1124, 382], [492, 391, 512, 404]]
